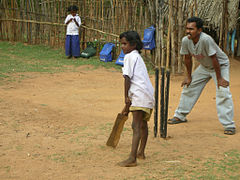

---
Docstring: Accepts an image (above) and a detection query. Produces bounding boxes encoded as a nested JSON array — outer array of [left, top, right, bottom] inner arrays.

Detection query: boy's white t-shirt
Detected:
[[64, 14, 81, 35], [122, 50, 154, 109]]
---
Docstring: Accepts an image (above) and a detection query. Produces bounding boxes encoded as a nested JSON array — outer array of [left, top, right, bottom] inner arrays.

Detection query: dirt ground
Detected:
[[0, 59, 239, 180]]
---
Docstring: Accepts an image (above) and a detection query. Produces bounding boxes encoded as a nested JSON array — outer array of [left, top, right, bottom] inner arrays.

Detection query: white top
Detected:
[[64, 14, 81, 35], [122, 50, 154, 109], [180, 32, 229, 69]]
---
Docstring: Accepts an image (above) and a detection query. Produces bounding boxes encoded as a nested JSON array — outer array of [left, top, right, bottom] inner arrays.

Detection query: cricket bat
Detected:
[[106, 105, 130, 148]]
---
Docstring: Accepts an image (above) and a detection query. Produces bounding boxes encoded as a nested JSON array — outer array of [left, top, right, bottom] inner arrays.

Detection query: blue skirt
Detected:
[[65, 35, 80, 57]]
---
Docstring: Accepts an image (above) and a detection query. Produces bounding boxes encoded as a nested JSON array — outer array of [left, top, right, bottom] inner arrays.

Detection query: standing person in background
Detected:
[[118, 31, 155, 167], [64, 5, 81, 59], [168, 17, 236, 135]]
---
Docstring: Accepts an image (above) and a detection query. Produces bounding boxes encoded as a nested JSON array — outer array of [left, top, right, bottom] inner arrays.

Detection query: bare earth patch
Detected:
[[0, 60, 239, 179]]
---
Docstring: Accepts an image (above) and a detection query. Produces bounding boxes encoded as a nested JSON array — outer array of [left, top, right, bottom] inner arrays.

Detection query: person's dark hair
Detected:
[[67, 5, 78, 12], [119, 31, 143, 53], [187, 16, 203, 29]]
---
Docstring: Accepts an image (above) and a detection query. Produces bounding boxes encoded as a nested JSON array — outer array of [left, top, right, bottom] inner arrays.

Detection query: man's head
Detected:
[[187, 17, 203, 29], [186, 17, 203, 42]]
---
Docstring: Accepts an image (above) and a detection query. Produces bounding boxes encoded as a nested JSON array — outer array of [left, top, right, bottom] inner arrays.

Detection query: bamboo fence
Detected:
[[0, 0, 153, 57], [0, 0, 238, 73]]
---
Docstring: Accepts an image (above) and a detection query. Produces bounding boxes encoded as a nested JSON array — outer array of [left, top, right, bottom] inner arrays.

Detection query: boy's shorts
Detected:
[[129, 106, 153, 121]]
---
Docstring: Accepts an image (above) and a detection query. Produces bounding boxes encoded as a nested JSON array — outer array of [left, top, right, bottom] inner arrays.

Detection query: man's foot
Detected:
[[224, 127, 236, 135], [67, 55, 72, 59], [137, 153, 145, 159], [168, 117, 187, 124], [117, 157, 137, 167]]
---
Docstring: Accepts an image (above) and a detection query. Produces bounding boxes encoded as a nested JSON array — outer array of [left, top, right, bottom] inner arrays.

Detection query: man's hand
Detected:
[[217, 77, 229, 88], [181, 77, 192, 87]]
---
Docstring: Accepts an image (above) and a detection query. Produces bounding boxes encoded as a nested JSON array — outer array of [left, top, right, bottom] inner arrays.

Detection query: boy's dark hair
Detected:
[[120, 31, 143, 53], [187, 16, 203, 29], [67, 5, 78, 12]]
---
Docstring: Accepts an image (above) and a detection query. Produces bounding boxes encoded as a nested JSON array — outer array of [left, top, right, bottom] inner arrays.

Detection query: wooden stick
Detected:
[[166, 0, 172, 70], [177, 0, 183, 73], [194, 0, 198, 16]]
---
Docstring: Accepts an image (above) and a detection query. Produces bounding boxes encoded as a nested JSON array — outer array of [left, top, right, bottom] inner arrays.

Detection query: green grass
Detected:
[[134, 149, 240, 180], [188, 150, 240, 180], [47, 153, 66, 163], [0, 41, 155, 84], [0, 41, 124, 83]]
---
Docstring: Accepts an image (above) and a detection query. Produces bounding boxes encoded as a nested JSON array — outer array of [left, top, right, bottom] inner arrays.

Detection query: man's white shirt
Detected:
[[180, 32, 229, 70]]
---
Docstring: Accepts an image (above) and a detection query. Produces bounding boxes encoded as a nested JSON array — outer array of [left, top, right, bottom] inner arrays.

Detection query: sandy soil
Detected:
[[0, 59, 239, 180]]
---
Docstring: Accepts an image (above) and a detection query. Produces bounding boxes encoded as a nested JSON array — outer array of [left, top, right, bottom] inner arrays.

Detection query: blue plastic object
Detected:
[[231, 29, 236, 54], [100, 43, 115, 62], [115, 50, 125, 66], [142, 26, 156, 50]]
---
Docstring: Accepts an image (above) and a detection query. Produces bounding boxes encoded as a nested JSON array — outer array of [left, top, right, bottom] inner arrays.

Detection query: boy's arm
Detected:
[[123, 75, 131, 115], [124, 75, 131, 105], [210, 54, 229, 88], [73, 18, 80, 27], [182, 54, 192, 87], [65, 15, 72, 25], [65, 18, 73, 25]]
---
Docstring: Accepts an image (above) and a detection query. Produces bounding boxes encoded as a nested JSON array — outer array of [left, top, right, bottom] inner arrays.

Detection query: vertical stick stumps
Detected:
[[163, 70, 170, 138], [159, 67, 170, 138], [160, 67, 165, 138], [159, 0, 172, 138], [154, 68, 159, 137]]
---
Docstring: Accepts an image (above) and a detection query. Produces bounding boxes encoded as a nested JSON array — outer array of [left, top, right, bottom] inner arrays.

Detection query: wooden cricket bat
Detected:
[[106, 105, 129, 148]]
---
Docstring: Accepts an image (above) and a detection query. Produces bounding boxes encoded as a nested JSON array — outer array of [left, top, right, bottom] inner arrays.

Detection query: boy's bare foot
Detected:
[[117, 157, 137, 167], [137, 153, 145, 159]]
